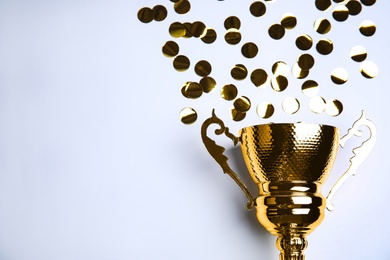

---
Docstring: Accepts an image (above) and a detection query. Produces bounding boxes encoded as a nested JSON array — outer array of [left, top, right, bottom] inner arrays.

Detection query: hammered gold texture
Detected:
[[239, 123, 340, 183]]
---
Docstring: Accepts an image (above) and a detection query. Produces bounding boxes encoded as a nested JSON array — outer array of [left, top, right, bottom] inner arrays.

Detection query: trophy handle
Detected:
[[201, 110, 255, 210], [326, 111, 377, 211]]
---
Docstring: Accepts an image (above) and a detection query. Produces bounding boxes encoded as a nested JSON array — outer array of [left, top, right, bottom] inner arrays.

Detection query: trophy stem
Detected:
[[276, 235, 307, 260]]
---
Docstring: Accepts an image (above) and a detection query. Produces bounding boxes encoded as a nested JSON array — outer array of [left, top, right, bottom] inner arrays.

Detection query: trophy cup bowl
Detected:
[[201, 110, 376, 260]]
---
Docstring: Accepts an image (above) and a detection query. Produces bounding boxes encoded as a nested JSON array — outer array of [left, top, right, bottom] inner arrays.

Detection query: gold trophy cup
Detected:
[[201, 110, 376, 260]]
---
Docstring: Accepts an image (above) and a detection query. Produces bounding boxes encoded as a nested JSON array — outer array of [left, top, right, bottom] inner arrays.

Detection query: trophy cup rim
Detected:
[[239, 121, 339, 133]]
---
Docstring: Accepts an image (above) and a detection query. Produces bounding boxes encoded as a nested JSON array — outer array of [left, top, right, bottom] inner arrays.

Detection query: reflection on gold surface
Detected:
[[180, 107, 197, 124], [360, 61, 379, 78], [268, 24, 285, 40], [257, 102, 274, 118], [326, 99, 343, 116], [282, 97, 300, 114], [309, 96, 326, 114], [241, 42, 258, 59], [251, 69, 268, 87], [296, 34, 313, 51], [302, 80, 319, 97], [314, 18, 332, 34], [250, 1, 266, 17], [162, 41, 179, 57], [331, 68, 349, 84], [195, 60, 212, 77], [360, 20, 376, 37], [231, 64, 248, 80], [200, 77, 217, 93], [350, 45, 367, 62], [173, 55, 190, 71], [316, 39, 333, 55], [221, 84, 238, 101], [234, 96, 251, 112]]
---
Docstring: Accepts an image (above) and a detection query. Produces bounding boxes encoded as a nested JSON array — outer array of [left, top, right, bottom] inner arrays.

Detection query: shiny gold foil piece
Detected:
[[296, 34, 313, 51], [200, 77, 217, 93], [257, 102, 274, 118], [271, 75, 288, 92], [195, 60, 212, 77], [162, 41, 179, 57], [282, 97, 300, 114], [231, 64, 248, 80], [316, 39, 333, 55], [169, 22, 186, 38], [292, 63, 309, 79], [241, 42, 259, 59], [250, 1, 266, 17], [234, 96, 251, 112], [221, 84, 238, 101], [281, 13, 297, 30], [350, 45, 367, 62], [225, 28, 242, 45], [201, 28, 217, 44], [359, 20, 376, 37], [272, 61, 289, 76], [190, 21, 206, 38], [309, 96, 326, 113], [332, 5, 349, 22], [331, 68, 349, 84], [153, 5, 168, 21], [268, 24, 285, 40], [360, 61, 378, 78], [302, 80, 319, 97], [314, 18, 332, 34], [224, 16, 241, 30], [173, 55, 190, 71], [326, 99, 343, 116], [230, 108, 246, 122], [174, 0, 191, 15], [181, 82, 203, 99], [180, 107, 197, 124], [137, 7, 154, 23], [346, 0, 362, 16], [251, 69, 268, 87], [297, 53, 315, 70], [315, 0, 332, 11], [361, 0, 376, 6]]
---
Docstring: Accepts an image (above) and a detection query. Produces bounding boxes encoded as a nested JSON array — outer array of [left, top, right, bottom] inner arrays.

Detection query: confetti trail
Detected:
[[138, 1, 378, 124]]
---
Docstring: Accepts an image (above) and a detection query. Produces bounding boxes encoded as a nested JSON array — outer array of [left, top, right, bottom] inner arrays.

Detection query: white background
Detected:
[[0, 0, 389, 259]]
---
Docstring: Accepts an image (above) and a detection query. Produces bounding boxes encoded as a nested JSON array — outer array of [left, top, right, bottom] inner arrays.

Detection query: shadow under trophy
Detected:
[[201, 110, 376, 260]]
